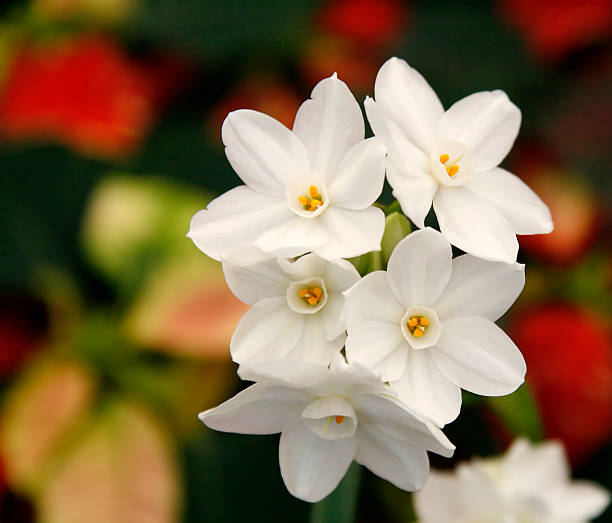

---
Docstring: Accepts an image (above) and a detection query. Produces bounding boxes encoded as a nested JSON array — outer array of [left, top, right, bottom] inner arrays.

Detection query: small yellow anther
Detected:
[[312, 287, 322, 298], [413, 328, 424, 338], [439, 153, 450, 164], [299, 289, 309, 298], [310, 199, 322, 208], [408, 317, 418, 328], [307, 296, 318, 306], [309, 185, 319, 198], [419, 317, 429, 327], [298, 196, 309, 206], [335, 415, 344, 424], [447, 165, 459, 176]]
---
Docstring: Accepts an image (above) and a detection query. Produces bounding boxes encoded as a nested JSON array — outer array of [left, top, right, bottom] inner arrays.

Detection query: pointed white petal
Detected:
[[222, 109, 308, 195], [344, 272, 407, 380], [432, 317, 526, 396], [351, 394, 455, 457], [279, 423, 357, 502], [222, 249, 291, 305], [254, 215, 328, 258], [546, 482, 611, 521], [187, 186, 292, 261], [316, 206, 385, 259], [322, 258, 361, 293], [320, 291, 348, 341], [288, 315, 345, 365], [277, 252, 328, 280], [364, 96, 429, 172], [466, 167, 554, 234], [230, 297, 304, 363], [199, 382, 310, 434], [355, 424, 430, 491], [437, 90, 521, 172], [390, 349, 461, 427], [388, 158, 438, 229], [327, 137, 386, 210], [238, 359, 330, 389], [414, 472, 464, 522], [433, 185, 519, 263], [374, 57, 444, 152], [386, 228, 452, 307], [434, 255, 525, 322], [293, 73, 364, 173]]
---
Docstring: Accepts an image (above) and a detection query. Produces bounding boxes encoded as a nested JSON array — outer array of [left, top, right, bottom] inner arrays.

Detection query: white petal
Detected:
[[199, 382, 311, 434], [315, 206, 385, 259], [433, 185, 519, 263], [351, 394, 455, 458], [323, 258, 361, 293], [238, 359, 330, 389], [279, 422, 357, 502], [327, 137, 386, 210], [431, 317, 526, 396], [390, 349, 461, 427], [387, 158, 438, 229], [355, 423, 429, 491], [187, 186, 292, 261], [320, 291, 348, 340], [386, 228, 452, 307], [288, 315, 345, 366], [255, 215, 328, 258], [277, 252, 328, 280], [364, 96, 429, 173], [434, 255, 525, 322], [546, 482, 610, 521], [230, 297, 304, 363], [222, 109, 309, 195], [437, 90, 521, 172], [414, 472, 463, 523], [374, 57, 444, 153], [465, 167, 554, 235], [293, 73, 364, 173], [222, 249, 291, 305], [344, 272, 407, 380]]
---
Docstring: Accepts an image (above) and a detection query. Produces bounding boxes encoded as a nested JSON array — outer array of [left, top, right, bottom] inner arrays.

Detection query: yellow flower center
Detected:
[[439, 153, 461, 177], [335, 415, 344, 424], [407, 315, 429, 338], [298, 185, 324, 212], [298, 286, 323, 306]]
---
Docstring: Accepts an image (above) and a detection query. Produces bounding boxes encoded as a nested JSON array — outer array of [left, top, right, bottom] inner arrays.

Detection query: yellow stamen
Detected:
[[447, 165, 459, 176], [408, 317, 418, 328], [335, 415, 344, 424], [413, 328, 424, 338], [298, 195, 309, 206], [439, 153, 450, 164], [408, 315, 430, 338], [312, 287, 322, 298], [309, 185, 319, 198], [310, 199, 322, 208], [307, 296, 318, 306], [419, 317, 429, 327], [299, 289, 309, 298]]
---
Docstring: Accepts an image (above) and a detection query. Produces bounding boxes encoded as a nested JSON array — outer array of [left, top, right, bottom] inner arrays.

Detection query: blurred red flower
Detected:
[[0, 35, 184, 158], [510, 303, 612, 464], [498, 0, 612, 62]]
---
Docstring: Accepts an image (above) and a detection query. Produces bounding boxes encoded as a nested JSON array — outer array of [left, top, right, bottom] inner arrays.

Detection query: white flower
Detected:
[[414, 438, 610, 523], [344, 227, 526, 426], [187, 73, 386, 261], [199, 359, 455, 503], [223, 249, 360, 365], [365, 57, 553, 264]]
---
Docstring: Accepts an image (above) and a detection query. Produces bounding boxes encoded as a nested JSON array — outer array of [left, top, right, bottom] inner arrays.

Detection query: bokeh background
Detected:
[[0, 0, 610, 521]]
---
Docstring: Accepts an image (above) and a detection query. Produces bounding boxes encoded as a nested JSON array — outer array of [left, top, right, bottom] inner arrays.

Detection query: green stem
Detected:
[[310, 463, 362, 523]]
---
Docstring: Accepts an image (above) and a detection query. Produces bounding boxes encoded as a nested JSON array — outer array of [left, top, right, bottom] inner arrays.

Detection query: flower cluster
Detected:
[[188, 57, 554, 502]]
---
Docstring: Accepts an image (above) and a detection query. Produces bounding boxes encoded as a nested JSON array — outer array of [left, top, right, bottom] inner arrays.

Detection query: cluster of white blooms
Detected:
[[415, 438, 610, 522], [187, 57, 555, 502]]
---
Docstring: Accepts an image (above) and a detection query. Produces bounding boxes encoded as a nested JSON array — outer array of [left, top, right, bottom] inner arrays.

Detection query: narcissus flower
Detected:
[[188, 73, 386, 261], [415, 438, 610, 523], [365, 57, 553, 263], [223, 249, 360, 365], [199, 359, 454, 502], [344, 228, 526, 426]]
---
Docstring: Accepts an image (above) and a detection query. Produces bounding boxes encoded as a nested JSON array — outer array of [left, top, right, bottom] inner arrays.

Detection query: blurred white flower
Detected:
[[415, 438, 610, 523], [344, 227, 526, 426], [222, 249, 360, 365], [199, 359, 455, 502], [366, 57, 553, 263], [188, 73, 386, 261]]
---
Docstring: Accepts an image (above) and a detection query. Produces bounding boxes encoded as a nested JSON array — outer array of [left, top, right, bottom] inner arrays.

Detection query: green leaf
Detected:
[[310, 462, 361, 523], [485, 382, 543, 441], [381, 212, 411, 265]]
